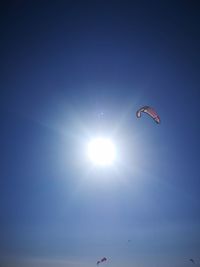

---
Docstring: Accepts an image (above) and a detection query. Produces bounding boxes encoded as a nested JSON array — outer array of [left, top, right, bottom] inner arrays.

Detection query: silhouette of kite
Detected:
[[97, 257, 107, 265], [136, 106, 160, 124]]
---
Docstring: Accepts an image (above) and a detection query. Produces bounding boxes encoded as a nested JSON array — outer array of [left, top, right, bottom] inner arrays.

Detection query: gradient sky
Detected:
[[1, 1, 200, 266]]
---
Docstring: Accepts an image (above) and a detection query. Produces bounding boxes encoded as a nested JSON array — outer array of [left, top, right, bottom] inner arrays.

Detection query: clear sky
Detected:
[[1, 1, 200, 266]]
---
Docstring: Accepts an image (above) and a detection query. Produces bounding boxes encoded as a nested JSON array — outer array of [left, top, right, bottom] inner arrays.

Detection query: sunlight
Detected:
[[87, 137, 116, 166]]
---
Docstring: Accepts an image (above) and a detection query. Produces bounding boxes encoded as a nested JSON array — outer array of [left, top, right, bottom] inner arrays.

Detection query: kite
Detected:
[[136, 106, 160, 124], [190, 259, 195, 264], [97, 257, 107, 265]]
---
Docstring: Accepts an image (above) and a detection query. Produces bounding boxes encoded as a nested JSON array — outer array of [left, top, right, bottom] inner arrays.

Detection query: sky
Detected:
[[1, 0, 200, 266]]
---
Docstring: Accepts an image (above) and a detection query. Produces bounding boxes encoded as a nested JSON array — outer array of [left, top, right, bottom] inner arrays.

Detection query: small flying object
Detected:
[[190, 259, 195, 264], [136, 106, 160, 124], [97, 257, 107, 265]]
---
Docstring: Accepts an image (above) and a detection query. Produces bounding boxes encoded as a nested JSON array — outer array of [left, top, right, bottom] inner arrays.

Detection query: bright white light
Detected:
[[87, 137, 116, 166]]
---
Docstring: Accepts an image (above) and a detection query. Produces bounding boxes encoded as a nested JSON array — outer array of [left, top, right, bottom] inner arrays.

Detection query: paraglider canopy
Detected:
[[136, 106, 160, 124]]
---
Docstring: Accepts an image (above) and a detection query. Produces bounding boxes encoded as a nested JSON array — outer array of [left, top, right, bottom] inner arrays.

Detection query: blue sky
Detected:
[[1, 1, 200, 266]]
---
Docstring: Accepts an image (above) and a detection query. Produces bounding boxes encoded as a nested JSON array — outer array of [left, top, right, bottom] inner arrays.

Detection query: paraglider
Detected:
[[136, 106, 160, 124], [97, 257, 107, 265]]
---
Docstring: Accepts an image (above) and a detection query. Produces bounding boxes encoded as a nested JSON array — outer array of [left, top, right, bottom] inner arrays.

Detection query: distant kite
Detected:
[[97, 257, 107, 265], [136, 106, 160, 124], [190, 259, 195, 264]]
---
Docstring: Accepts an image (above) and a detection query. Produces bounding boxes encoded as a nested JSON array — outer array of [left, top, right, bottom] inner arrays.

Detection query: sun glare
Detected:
[[87, 137, 116, 166]]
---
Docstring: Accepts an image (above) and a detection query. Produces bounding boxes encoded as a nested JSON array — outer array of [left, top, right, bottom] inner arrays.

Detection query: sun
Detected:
[[87, 137, 116, 166]]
